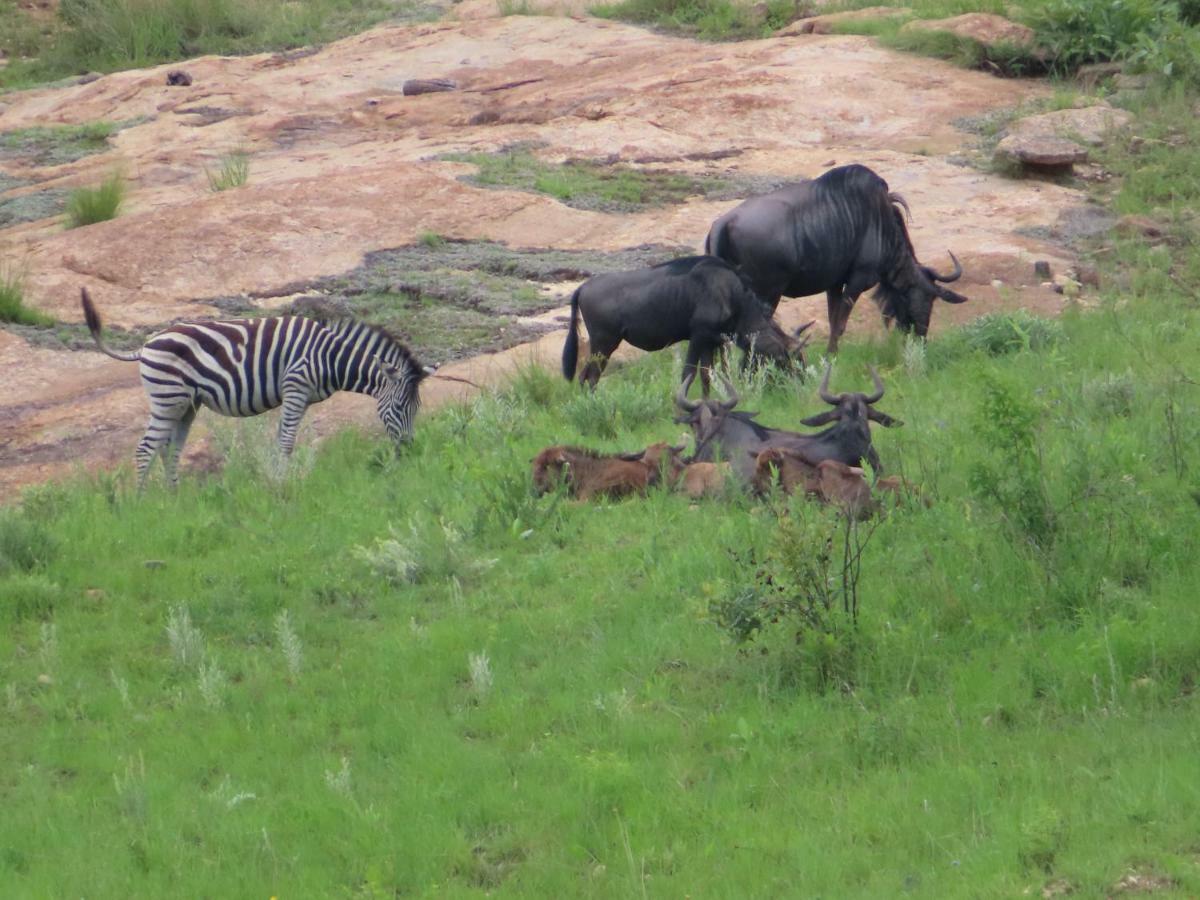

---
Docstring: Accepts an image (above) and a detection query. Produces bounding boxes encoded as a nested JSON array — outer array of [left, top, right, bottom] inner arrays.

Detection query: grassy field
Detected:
[[4, 84, 1200, 896]]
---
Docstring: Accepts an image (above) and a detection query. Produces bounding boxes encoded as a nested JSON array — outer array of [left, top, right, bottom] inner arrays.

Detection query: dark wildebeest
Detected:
[[531, 442, 682, 501], [675, 364, 901, 482], [561, 255, 810, 394], [704, 164, 969, 353]]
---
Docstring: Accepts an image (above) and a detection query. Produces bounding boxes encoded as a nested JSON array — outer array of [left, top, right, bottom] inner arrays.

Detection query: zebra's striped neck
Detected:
[[319, 319, 418, 396]]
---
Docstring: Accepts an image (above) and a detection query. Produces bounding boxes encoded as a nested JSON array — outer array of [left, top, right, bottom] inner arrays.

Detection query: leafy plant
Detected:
[[65, 171, 126, 228], [1027, 0, 1171, 73]]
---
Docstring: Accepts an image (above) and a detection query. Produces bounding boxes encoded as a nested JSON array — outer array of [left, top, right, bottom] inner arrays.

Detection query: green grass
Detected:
[[64, 171, 126, 228], [443, 147, 729, 212], [0, 264, 54, 326], [0, 121, 118, 166], [590, 0, 801, 39], [0, 0, 444, 90], [204, 150, 249, 192], [4, 28, 1200, 900]]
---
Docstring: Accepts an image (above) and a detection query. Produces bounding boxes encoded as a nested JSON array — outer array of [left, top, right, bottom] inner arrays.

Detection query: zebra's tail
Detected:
[[80, 287, 141, 362], [561, 285, 582, 382]]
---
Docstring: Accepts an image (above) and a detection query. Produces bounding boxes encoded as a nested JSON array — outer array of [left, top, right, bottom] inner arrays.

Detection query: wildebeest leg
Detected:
[[682, 341, 713, 397], [865, 444, 884, 479], [826, 288, 856, 354], [579, 336, 619, 389]]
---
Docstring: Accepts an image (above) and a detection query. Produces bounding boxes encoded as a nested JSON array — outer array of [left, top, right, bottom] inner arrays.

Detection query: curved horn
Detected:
[[676, 373, 699, 413], [718, 374, 739, 411], [818, 363, 839, 405], [930, 251, 963, 283], [864, 365, 885, 404]]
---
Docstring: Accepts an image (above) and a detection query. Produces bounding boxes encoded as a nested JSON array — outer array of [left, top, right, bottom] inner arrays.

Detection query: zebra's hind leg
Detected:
[[163, 406, 198, 489], [134, 414, 177, 490]]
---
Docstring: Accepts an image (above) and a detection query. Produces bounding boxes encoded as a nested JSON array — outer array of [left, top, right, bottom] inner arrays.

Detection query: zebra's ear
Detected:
[[380, 362, 402, 383], [421, 365, 437, 379]]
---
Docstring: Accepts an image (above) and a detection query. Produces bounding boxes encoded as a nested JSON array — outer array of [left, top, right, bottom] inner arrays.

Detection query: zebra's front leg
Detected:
[[276, 389, 311, 458]]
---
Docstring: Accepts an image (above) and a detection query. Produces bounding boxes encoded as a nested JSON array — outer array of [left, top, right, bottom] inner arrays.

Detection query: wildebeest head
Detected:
[[800, 364, 901, 430], [875, 250, 969, 338], [673, 372, 743, 449]]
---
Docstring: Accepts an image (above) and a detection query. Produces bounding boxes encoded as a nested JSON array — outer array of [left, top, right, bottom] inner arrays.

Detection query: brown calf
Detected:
[[751, 448, 875, 519], [531, 445, 669, 501]]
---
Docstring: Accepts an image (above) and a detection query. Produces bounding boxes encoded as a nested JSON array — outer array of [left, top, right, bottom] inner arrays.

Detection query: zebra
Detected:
[[81, 288, 434, 488]]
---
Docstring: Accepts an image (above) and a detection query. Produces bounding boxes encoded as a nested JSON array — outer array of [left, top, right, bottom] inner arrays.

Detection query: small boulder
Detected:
[[1075, 61, 1123, 88], [166, 69, 193, 86], [1005, 104, 1132, 147], [995, 134, 1088, 171], [77, 72, 103, 85], [778, 6, 909, 35], [900, 13, 1036, 52], [1033, 260, 1052, 279]]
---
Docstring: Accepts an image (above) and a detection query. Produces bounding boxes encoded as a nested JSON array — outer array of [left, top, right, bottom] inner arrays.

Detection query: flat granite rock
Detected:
[[901, 13, 1037, 50], [779, 6, 910, 35], [996, 134, 1089, 168], [1006, 104, 1133, 146]]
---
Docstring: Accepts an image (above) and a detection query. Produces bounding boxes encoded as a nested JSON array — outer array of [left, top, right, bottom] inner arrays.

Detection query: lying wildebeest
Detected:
[[704, 164, 969, 353], [752, 450, 875, 519], [531, 443, 681, 501], [675, 364, 901, 482], [562, 255, 810, 394]]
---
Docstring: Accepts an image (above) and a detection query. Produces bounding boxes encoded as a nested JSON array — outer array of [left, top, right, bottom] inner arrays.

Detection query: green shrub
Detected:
[[2, 574, 63, 623], [205, 150, 249, 192], [0, 510, 58, 575], [65, 172, 126, 227], [591, 0, 798, 41], [1124, 15, 1200, 88], [0, 265, 54, 326], [929, 310, 1063, 367], [1027, 0, 1171, 73]]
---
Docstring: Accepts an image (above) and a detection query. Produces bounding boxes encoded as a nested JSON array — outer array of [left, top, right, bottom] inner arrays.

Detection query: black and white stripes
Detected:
[[81, 289, 431, 488]]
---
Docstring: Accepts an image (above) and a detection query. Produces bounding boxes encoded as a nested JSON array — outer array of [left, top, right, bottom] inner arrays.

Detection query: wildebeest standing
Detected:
[[705, 164, 968, 353], [562, 255, 809, 394], [675, 364, 900, 481]]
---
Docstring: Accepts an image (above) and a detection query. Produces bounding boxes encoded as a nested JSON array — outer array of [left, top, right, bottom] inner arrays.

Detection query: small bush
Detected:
[[65, 172, 126, 228], [205, 150, 249, 192], [591, 0, 799, 39], [0, 510, 58, 575], [562, 378, 666, 439], [2, 574, 63, 623], [929, 311, 1063, 367], [1027, 0, 1171, 74], [0, 265, 54, 326], [1124, 15, 1200, 89], [712, 508, 876, 693]]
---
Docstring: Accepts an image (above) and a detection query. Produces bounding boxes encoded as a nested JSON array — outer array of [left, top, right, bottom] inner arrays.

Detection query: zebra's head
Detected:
[[375, 360, 434, 444]]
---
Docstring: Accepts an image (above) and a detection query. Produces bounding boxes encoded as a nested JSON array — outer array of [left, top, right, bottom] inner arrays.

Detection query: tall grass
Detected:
[[1, 0, 434, 89], [0, 264, 54, 326], [204, 150, 249, 192], [65, 172, 126, 228]]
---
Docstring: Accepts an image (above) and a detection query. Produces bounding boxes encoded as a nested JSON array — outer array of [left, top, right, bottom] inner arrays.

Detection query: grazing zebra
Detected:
[[81, 288, 433, 488]]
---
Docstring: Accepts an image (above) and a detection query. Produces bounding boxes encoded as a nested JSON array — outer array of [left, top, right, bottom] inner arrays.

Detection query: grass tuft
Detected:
[[204, 150, 250, 192], [65, 171, 126, 228], [0, 264, 54, 326]]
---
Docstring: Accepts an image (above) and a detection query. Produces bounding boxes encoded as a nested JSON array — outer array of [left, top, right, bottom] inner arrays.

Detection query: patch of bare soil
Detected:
[[0, 15, 1091, 502]]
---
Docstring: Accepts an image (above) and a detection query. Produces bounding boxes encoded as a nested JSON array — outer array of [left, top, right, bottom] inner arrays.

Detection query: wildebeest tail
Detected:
[[80, 287, 141, 362], [705, 220, 730, 262], [561, 285, 582, 381]]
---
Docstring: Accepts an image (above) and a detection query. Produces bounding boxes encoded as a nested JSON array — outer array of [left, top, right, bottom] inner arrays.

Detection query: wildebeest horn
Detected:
[[718, 374, 739, 411], [931, 251, 963, 283], [818, 363, 839, 405], [864, 365, 885, 404], [676, 373, 700, 412]]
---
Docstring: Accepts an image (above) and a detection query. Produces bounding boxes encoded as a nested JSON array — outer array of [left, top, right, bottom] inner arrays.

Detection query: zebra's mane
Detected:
[[320, 317, 424, 372]]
